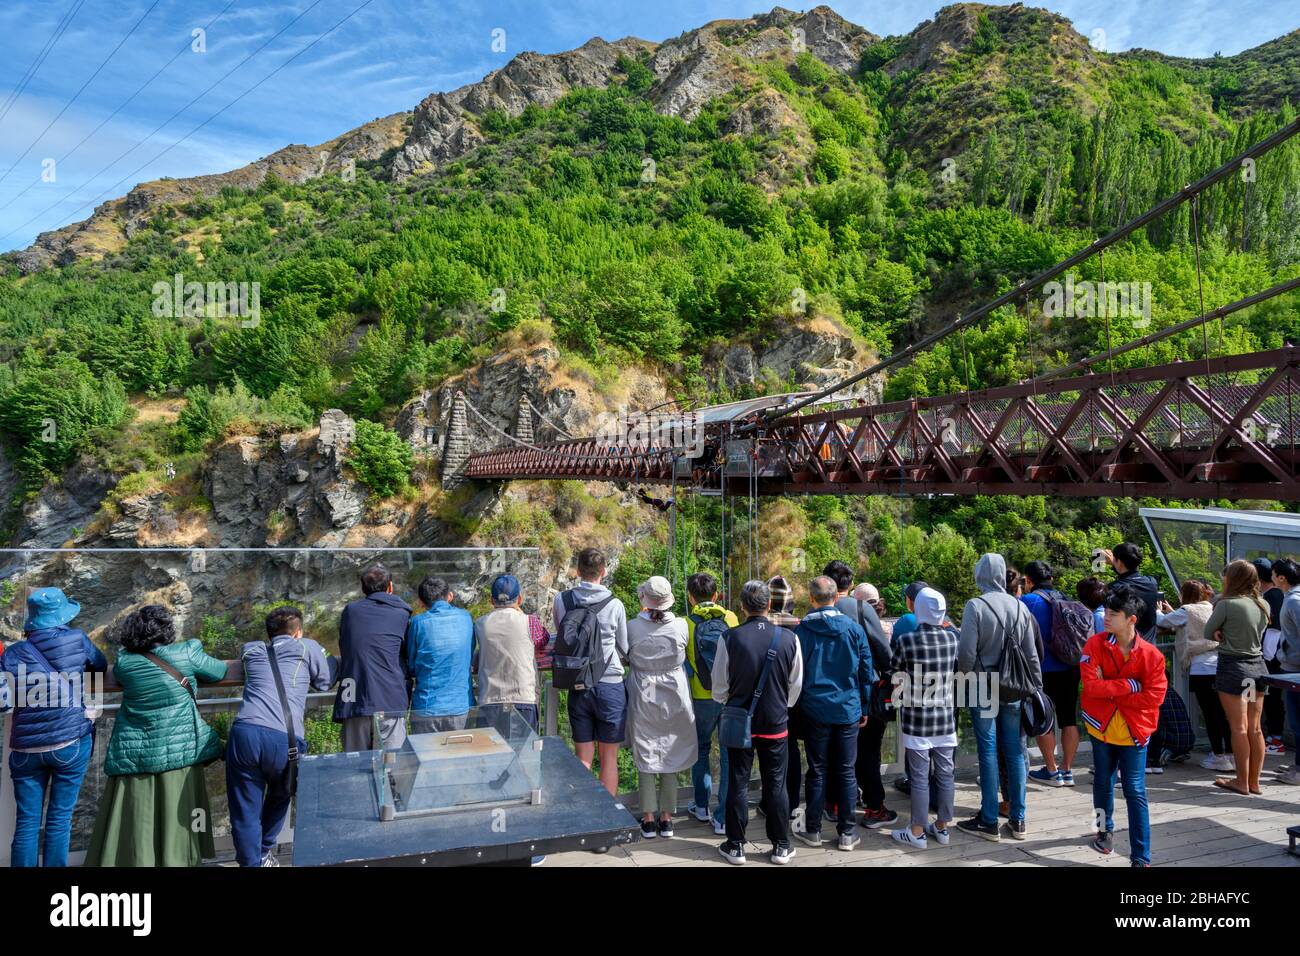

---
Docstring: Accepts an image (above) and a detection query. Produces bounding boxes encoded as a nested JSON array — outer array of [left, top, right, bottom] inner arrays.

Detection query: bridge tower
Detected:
[[440, 391, 471, 489], [515, 395, 534, 446]]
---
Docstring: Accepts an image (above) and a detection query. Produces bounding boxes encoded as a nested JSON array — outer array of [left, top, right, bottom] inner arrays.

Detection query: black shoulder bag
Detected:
[[265, 639, 301, 796], [718, 629, 782, 749]]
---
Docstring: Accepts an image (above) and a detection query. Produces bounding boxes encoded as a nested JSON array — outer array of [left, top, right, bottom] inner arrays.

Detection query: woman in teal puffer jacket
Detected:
[[86, 605, 228, 866]]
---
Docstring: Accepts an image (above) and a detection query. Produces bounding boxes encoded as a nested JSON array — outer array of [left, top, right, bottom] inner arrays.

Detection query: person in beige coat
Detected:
[[625, 576, 698, 839], [1158, 579, 1230, 771]]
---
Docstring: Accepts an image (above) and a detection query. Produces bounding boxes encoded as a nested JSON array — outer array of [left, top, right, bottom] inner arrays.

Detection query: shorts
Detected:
[[1214, 655, 1270, 697], [569, 680, 627, 744], [1042, 669, 1079, 729]]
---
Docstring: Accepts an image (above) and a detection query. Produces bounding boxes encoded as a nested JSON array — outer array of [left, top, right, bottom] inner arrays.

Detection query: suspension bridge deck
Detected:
[[465, 346, 1300, 501]]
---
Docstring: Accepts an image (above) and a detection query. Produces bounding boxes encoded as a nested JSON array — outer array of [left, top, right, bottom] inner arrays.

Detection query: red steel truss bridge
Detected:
[[463, 117, 1300, 501], [463, 347, 1300, 500]]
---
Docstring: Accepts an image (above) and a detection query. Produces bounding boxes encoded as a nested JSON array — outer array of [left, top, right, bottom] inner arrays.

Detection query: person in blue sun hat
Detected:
[[1, 586, 108, 866]]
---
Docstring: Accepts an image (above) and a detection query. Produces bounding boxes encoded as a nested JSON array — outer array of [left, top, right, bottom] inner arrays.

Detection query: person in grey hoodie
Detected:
[[956, 553, 1042, 842]]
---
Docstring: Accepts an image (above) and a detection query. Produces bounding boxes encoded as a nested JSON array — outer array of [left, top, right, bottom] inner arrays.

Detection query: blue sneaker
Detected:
[[687, 802, 710, 824], [1028, 767, 1063, 787]]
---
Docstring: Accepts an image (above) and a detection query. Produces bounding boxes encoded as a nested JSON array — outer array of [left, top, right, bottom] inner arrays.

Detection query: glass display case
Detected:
[[371, 706, 543, 821]]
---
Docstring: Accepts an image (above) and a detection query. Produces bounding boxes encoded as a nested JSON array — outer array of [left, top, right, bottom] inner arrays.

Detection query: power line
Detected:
[[0, 0, 85, 126], [765, 115, 1300, 423], [0, 0, 164, 187], [0, 0, 329, 246], [0, 0, 242, 215], [50, 0, 378, 235]]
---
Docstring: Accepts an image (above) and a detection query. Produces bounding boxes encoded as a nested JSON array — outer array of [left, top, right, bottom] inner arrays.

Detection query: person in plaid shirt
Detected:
[[527, 611, 553, 669], [889, 587, 959, 849]]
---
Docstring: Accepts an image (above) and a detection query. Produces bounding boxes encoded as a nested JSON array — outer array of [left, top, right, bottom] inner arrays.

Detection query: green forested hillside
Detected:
[[2, 3, 1299, 599]]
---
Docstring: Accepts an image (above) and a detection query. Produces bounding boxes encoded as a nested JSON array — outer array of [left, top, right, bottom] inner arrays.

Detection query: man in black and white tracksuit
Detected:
[[711, 580, 803, 866]]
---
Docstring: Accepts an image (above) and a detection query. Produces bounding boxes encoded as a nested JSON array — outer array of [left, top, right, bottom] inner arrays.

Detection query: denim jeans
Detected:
[[971, 700, 1025, 825], [691, 698, 727, 824], [1090, 737, 1151, 866], [803, 719, 859, 836], [9, 732, 94, 867], [1284, 689, 1300, 768]]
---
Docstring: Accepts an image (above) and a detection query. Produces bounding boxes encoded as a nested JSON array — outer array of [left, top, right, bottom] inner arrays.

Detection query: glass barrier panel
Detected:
[[0, 547, 541, 861], [377, 705, 543, 819]]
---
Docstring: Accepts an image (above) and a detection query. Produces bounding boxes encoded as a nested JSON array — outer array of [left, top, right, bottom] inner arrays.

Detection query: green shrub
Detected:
[[347, 418, 413, 497]]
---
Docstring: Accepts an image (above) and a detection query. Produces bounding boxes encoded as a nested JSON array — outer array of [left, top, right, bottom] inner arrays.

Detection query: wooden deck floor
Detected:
[[548, 751, 1300, 868]]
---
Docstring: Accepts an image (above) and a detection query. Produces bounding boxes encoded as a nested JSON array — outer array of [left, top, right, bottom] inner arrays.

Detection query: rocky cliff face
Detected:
[[9, 7, 876, 269], [11, 112, 409, 274]]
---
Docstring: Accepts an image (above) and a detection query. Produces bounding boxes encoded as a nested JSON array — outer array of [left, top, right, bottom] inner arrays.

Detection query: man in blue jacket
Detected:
[[407, 575, 475, 732], [333, 565, 413, 752], [794, 575, 875, 853], [1, 587, 107, 867]]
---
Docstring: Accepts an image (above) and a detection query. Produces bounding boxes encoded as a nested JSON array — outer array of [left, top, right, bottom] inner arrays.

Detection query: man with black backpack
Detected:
[[956, 553, 1042, 843], [684, 572, 739, 835], [552, 548, 629, 796], [1022, 561, 1088, 788]]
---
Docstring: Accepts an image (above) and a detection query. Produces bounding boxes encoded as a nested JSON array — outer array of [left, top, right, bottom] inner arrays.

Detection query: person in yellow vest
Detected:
[[684, 572, 739, 835]]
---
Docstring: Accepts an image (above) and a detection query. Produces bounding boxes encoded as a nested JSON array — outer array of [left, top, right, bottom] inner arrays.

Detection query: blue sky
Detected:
[[0, 0, 1292, 252]]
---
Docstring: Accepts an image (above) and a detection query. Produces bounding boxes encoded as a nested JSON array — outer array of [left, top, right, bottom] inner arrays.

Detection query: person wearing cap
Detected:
[[767, 574, 806, 821], [474, 573, 540, 732], [851, 583, 890, 641], [332, 564, 413, 753], [792, 575, 875, 852], [626, 576, 697, 840], [1254, 557, 1288, 756], [889, 587, 959, 849], [0, 587, 107, 867]]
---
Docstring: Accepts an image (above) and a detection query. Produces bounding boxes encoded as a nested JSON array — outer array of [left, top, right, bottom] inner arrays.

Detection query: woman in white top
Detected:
[[625, 576, 698, 839], [1157, 579, 1232, 771]]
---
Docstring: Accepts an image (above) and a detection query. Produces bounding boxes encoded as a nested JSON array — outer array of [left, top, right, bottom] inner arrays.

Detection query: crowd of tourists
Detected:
[[2, 540, 1297, 868]]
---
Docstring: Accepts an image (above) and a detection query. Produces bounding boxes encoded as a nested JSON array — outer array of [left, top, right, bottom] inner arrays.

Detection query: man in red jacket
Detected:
[[1080, 586, 1168, 867]]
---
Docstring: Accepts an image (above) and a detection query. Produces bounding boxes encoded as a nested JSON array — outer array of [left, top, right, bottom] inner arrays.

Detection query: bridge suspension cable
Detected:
[[766, 115, 1300, 423], [1036, 275, 1300, 382], [523, 396, 574, 440]]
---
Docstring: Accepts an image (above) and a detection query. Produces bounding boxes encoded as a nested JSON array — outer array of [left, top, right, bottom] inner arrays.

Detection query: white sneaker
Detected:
[[1274, 766, 1300, 785], [925, 822, 951, 846], [260, 852, 279, 867], [1199, 753, 1220, 770], [1213, 754, 1236, 772], [687, 803, 710, 824], [890, 828, 927, 849], [711, 818, 727, 836]]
